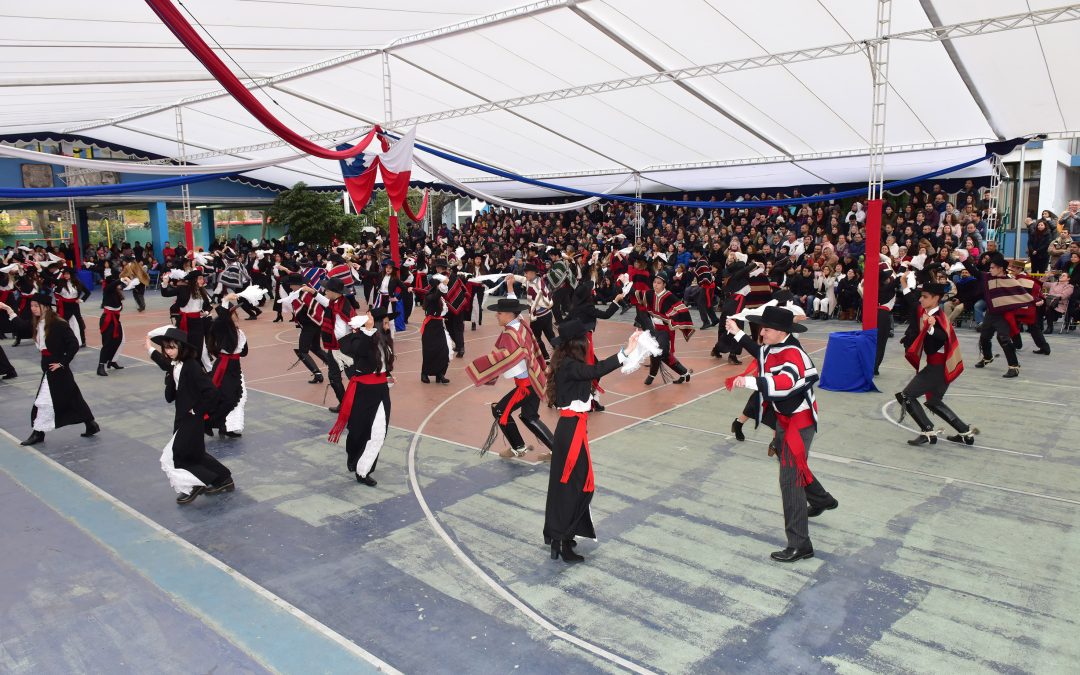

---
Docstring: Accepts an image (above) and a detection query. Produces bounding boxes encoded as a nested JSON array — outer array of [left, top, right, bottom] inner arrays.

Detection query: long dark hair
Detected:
[[544, 336, 587, 407], [373, 324, 395, 373], [161, 338, 196, 363], [31, 302, 64, 342]]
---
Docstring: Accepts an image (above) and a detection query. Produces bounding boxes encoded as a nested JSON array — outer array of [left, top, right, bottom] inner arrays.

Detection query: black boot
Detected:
[[896, 392, 937, 445], [672, 362, 691, 384], [731, 418, 745, 442], [97, 363, 108, 377], [926, 400, 978, 445], [328, 379, 345, 413], [551, 540, 584, 563], [727, 354, 741, 366], [298, 352, 323, 383], [522, 417, 555, 452], [273, 313, 284, 323], [21, 430, 45, 446], [80, 420, 100, 437], [107, 361, 124, 370]]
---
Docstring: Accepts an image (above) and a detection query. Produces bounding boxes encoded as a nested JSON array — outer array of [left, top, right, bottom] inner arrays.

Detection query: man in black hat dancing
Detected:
[[466, 296, 554, 459], [724, 306, 836, 563]]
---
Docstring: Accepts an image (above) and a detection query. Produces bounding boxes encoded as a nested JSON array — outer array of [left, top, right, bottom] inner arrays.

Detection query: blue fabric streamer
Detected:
[[0, 171, 238, 198], [383, 130, 991, 208]]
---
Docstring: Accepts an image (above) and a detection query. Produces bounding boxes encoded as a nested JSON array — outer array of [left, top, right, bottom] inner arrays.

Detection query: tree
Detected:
[[265, 182, 357, 244]]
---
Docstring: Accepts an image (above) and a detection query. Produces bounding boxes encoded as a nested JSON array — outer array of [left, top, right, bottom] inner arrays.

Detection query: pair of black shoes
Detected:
[[550, 539, 584, 563], [356, 473, 377, 487], [22, 421, 100, 446]]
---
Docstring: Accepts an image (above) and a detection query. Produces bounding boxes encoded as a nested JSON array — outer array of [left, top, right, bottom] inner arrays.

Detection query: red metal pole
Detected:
[[862, 199, 883, 331], [388, 212, 401, 266], [184, 220, 194, 251], [70, 223, 81, 271]]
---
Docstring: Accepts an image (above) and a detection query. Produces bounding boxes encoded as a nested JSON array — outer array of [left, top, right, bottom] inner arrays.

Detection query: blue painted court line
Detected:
[[0, 431, 398, 675]]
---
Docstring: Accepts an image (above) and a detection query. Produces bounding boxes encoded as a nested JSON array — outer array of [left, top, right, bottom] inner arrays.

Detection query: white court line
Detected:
[[0, 428, 400, 674], [600, 408, 1080, 506], [879, 400, 1043, 458], [404, 385, 658, 675]]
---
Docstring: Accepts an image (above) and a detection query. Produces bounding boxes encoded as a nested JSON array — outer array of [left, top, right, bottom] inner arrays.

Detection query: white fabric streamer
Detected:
[[0, 143, 309, 175], [414, 155, 634, 213], [620, 331, 661, 375]]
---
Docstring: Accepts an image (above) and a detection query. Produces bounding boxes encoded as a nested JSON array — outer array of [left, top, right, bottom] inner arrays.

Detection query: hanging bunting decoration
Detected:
[[144, 0, 380, 160]]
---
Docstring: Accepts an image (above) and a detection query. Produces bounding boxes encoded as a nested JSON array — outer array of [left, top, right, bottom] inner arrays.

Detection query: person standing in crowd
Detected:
[[305, 277, 354, 412], [372, 260, 406, 333], [327, 306, 396, 486], [282, 272, 328, 385], [146, 327, 233, 505], [1008, 260, 1052, 356], [96, 268, 129, 377], [205, 298, 248, 438], [506, 264, 556, 360], [895, 283, 979, 446], [543, 319, 641, 563], [862, 261, 899, 376], [723, 306, 834, 563], [217, 249, 260, 320], [976, 254, 1025, 378], [161, 269, 213, 368], [420, 274, 452, 384], [1, 294, 99, 446], [121, 254, 151, 312], [466, 253, 490, 331], [466, 296, 554, 459], [634, 272, 695, 385], [53, 266, 90, 347]]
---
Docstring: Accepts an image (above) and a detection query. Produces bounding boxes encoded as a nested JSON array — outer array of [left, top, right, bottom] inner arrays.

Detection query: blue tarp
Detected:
[[819, 328, 879, 393]]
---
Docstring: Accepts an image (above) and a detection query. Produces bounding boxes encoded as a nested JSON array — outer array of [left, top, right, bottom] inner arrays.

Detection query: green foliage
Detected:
[[266, 182, 356, 244]]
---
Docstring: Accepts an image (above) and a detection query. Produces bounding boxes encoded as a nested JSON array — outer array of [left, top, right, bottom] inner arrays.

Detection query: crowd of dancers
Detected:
[[0, 216, 1064, 563]]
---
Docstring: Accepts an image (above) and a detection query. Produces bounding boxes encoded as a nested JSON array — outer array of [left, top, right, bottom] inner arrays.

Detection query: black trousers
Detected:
[[491, 383, 551, 451], [978, 314, 1019, 366], [773, 423, 830, 550], [0, 346, 14, 377], [446, 314, 465, 355], [132, 284, 146, 311], [531, 312, 556, 359], [875, 309, 892, 372]]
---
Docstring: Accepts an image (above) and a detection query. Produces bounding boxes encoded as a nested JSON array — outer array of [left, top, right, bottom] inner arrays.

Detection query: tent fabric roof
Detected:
[[2, 0, 1076, 195]]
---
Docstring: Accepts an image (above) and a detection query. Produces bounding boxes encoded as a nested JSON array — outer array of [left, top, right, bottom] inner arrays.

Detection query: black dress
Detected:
[[14, 316, 95, 432], [544, 352, 622, 545], [99, 278, 125, 366], [420, 292, 450, 379], [336, 329, 393, 479], [207, 319, 248, 434], [150, 351, 232, 493]]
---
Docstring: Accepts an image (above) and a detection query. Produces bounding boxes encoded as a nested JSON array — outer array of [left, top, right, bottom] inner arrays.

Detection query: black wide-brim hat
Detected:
[[370, 306, 399, 322], [323, 277, 346, 294], [151, 326, 196, 349], [185, 269, 204, 282], [29, 292, 54, 307], [552, 318, 588, 347], [745, 305, 806, 333], [921, 282, 948, 297], [487, 297, 530, 313]]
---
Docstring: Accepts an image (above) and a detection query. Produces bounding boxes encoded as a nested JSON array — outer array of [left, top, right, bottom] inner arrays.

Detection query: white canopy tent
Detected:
[[1, 0, 1078, 196]]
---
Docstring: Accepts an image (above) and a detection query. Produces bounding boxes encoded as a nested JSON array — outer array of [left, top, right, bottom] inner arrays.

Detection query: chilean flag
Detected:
[[337, 127, 415, 213]]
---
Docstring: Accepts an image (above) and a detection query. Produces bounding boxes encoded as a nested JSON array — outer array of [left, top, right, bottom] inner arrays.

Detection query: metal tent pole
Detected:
[[175, 106, 194, 250]]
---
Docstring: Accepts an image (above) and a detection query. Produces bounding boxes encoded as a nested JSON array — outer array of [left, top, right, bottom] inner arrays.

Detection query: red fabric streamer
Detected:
[[328, 373, 388, 443], [100, 309, 122, 339], [775, 409, 816, 487], [559, 410, 595, 492], [211, 353, 240, 388], [145, 0, 380, 160], [500, 379, 532, 425], [402, 189, 429, 222]]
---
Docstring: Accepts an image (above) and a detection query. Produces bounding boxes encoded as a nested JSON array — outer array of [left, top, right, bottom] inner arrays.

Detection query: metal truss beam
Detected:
[[63, 0, 577, 133], [386, 4, 1080, 129]]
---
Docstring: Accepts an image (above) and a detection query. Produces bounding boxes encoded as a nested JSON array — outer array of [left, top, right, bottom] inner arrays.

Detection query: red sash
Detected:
[[211, 353, 240, 388], [421, 315, 443, 336], [55, 296, 78, 319], [775, 409, 816, 487], [500, 378, 532, 425], [100, 309, 122, 338], [179, 311, 201, 332], [559, 410, 595, 492], [328, 373, 389, 443]]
